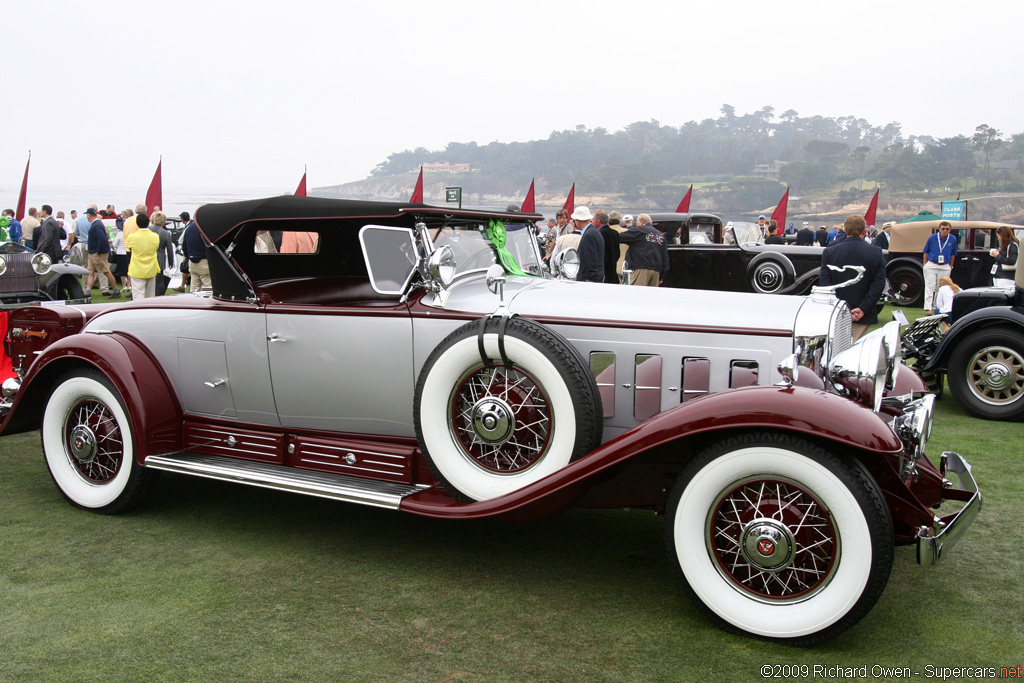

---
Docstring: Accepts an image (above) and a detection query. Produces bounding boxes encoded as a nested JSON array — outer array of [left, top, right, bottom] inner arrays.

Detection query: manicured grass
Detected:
[[1, 311, 1021, 681]]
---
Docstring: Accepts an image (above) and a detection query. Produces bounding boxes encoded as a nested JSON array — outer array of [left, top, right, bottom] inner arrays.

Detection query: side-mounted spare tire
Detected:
[[414, 316, 603, 502], [746, 253, 795, 294]]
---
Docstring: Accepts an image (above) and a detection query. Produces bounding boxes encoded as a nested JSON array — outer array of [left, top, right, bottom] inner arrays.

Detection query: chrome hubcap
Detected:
[[968, 346, 1024, 405], [471, 397, 514, 444], [69, 424, 98, 463], [740, 519, 796, 571]]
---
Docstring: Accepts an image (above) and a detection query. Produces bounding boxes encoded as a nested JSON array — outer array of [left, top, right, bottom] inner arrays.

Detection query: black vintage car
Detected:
[[0, 241, 89, 306], [650, 213, 826, 295], [901, 263, 1024, 421]]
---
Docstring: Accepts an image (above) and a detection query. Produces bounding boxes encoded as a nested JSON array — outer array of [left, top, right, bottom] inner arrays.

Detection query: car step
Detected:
[[144, 452, 429, 510]]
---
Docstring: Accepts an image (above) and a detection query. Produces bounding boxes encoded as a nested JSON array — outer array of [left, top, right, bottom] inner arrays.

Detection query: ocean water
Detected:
[[0, 185, 282, 220]]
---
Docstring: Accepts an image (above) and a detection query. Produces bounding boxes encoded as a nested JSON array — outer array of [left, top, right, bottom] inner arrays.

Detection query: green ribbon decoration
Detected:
[[485, 220, 528, 276]]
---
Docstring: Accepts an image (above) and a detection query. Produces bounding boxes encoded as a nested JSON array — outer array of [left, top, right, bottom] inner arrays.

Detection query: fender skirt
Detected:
[[0, 331, 182, 459], [400, 384, 903, 519]]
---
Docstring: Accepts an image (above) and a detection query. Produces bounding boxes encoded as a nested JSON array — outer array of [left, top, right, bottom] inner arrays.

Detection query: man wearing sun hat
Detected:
[[571, 205, 605, 283]]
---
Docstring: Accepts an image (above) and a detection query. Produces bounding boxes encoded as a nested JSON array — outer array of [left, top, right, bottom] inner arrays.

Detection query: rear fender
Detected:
[[400, 385, 903, 519], [0, 332, 182, 460]]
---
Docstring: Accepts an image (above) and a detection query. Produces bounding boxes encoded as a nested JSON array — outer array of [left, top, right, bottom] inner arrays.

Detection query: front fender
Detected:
[[0, 331, 182, 459], [400, 385, 902, 519], [922, 306, 1024, 372]]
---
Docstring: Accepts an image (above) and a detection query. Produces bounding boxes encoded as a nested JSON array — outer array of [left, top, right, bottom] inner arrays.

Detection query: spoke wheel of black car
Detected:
[[665, 433, 893, 645], [415, 317, 602, 502], [888, 265, 924, 307], [41, 369, 158, 514], [53, 274, 85, 300], [948, 327, 1024, 421], [749, 259, 788, 294]]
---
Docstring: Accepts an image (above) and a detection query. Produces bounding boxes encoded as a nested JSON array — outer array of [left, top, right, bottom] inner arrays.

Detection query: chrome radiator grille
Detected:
[[0, 253, 37, 294], [832, 309, 852, 355]]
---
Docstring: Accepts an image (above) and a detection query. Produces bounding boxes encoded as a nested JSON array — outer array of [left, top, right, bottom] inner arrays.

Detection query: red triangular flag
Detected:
[[295, 169, 307, 197], [409, 166, 424, 203], [15, 152, 30, 221], [864, 188, 879, 227], [521, 179, 535, 213], [562, 183, 575, 214], [770, 187, 789, 230], [145, 159, 163, 212], [676, 184, 693, 213], [956, 192, 961, 201]]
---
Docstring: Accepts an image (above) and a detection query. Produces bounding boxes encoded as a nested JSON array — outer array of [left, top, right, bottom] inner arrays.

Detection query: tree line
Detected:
[[370, 106, 1023, 207]]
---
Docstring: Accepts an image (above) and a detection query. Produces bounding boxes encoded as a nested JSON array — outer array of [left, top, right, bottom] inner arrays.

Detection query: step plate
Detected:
[[145, 452, 428, 510]]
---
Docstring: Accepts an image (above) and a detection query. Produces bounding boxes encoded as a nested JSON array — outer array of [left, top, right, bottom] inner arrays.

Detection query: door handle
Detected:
[[267, 333, 287, 343], [204, 379, 226, 388]]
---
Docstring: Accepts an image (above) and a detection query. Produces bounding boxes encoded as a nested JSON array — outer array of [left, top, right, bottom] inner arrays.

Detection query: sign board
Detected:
[[940, 200, 967, 221], [445, 187, 462, 204]]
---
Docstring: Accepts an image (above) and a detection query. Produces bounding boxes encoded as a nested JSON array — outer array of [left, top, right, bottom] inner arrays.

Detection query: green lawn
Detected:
[[1, 310, 1021, 682]]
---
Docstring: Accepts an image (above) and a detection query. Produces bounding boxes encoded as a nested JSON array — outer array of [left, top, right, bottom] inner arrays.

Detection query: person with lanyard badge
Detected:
[[922, 221, 957, 311]]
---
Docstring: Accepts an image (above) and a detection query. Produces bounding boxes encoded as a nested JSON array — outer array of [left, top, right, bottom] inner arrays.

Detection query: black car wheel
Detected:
[[665, 433, 893, 645], [52, 273, 85, 300], [948, 326, 1024, 421], [415, 317, 602, 501], [888, 265, 924, 307]]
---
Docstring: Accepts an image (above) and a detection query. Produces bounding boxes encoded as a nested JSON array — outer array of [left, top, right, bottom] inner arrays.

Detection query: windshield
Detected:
[[432, 222, 544, 278]]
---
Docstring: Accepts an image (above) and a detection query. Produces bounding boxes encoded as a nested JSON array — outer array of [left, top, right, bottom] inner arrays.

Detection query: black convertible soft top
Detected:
[[195, 195, 543, 245]]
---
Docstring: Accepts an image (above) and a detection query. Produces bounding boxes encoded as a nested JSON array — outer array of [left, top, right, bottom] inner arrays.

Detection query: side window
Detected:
[[252, 230, 320, 254]]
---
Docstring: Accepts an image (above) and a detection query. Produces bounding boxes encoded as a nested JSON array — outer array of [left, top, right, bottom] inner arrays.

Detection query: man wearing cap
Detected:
[[795, 221, 815, 246], [873, 221, 892, 250], [756, 214, 768, 239], [621, 214, 634, 228], [572, 206, 605, 283], [84, 207, 119, 296]]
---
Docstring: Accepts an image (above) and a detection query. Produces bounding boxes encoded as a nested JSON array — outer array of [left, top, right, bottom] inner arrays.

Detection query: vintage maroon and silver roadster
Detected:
[[0, 196, 980, 645]]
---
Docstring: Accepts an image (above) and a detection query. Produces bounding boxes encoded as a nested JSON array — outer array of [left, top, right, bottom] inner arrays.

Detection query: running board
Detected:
[[144, 452, 428, 510]]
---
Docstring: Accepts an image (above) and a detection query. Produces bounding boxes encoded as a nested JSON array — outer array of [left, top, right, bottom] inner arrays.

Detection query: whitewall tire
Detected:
[[41, 369, 157, 514], [415, 317, 602, 501], [665, 433, 893, 645]]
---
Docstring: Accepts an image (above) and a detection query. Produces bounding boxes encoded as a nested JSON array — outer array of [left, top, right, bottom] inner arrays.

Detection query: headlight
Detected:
[[858, 321, 902, 391], [828, 333, 889, 411], [554, 248, 580, 280], [31, 252, 52, 274], [427, 245, 456, 287], [0, 255, 6, 276]]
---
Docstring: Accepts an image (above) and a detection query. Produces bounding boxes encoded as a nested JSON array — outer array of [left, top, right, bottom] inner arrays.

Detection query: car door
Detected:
[[266, 305, 415, 437]]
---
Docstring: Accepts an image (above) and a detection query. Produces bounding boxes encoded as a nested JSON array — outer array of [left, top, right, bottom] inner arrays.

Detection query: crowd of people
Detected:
[[540, 206, 669, 286], [0, 201, 213, 300]]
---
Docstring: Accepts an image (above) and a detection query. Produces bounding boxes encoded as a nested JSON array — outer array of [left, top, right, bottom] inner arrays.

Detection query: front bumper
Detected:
[[916, 451, 982, 565]]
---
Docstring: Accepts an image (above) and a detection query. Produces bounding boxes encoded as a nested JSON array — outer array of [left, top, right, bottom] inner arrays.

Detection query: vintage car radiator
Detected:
[[0, 253, 37, 295]]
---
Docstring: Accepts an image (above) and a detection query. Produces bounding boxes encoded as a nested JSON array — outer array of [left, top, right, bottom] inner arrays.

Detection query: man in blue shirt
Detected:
[[84, 207, 118, 296], [76, 205, 97, 246], [922, 220, 957, 311]]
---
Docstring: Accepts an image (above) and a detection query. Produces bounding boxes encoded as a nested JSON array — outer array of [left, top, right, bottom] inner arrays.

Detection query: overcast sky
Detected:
[[4, 0, 1023, 195]]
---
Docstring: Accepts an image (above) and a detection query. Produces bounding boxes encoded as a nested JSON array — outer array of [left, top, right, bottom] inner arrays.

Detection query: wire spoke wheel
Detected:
[[709, 476, 838, 603], [450, 364, 552, 473], [64, 397, 125, 483]]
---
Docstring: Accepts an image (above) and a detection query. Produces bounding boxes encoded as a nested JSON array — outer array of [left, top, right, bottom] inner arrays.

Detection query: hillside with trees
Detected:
[[315, 106, 1024, 221]]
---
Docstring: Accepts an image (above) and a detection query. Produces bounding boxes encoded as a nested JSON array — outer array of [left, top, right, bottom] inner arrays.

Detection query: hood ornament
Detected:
[[811, 265, 866, 302]]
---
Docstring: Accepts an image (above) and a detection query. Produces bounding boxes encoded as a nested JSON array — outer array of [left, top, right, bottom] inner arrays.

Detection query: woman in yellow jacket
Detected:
[[125, 213, 161, 299]]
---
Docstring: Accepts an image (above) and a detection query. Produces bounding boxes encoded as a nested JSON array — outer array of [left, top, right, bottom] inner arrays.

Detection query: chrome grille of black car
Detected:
[[0, 252, 38, 294]]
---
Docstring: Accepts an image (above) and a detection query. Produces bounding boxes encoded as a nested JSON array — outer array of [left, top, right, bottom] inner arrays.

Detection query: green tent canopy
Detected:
[[897, 210, 941, 223]]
